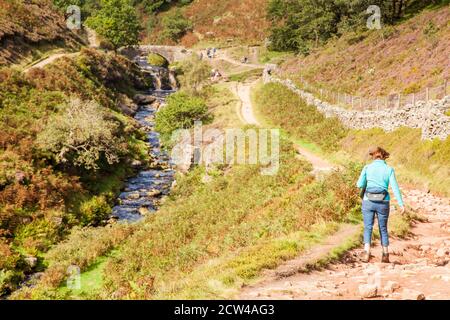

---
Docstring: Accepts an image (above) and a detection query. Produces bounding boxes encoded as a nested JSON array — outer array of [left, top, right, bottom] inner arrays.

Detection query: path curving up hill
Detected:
[[24, 27, 99, 72], [214, 48, 450, 300]]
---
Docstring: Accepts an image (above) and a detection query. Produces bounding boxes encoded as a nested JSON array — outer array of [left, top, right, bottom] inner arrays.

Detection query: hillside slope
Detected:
[[0, 0, 84, 66], [142, 0, 270, 46], [0, 48, 151, 296], [279, 5, 449, 97]]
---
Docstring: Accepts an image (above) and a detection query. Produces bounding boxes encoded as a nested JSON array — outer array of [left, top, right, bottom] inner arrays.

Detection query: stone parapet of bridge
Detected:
[[119, 45, 193, 63]]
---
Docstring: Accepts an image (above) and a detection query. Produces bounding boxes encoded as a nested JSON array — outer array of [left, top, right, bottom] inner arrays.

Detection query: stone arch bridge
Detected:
[[119, 45, 193, 63]]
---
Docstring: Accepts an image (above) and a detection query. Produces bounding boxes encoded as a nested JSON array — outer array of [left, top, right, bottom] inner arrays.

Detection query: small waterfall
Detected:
[[133, 55, 178, 91], [169, 70, 178, 90], [153, 71, 162, 90]]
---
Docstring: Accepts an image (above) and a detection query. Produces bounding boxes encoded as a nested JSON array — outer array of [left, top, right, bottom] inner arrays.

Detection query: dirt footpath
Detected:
[[239, 189, 450, 300]]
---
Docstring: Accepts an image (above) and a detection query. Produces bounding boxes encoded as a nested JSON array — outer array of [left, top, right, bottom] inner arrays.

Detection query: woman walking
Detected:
[[357, 146, 405, 263]]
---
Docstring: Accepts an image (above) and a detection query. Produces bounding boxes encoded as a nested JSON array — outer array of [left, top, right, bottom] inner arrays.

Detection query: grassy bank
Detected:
[[12, 81, 364, 300], [0, 48, 151, 296], [253, 82, 450, 197]]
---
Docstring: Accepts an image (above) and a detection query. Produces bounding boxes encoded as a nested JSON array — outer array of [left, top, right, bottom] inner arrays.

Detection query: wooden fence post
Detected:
[[359, 97, 363, 109], [412, 93, 415, 106], [398, 93, 401, 108]]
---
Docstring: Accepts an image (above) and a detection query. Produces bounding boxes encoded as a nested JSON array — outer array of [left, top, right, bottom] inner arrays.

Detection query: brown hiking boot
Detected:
[[382, 253, 390, 263], [361, 251, 371, 263]]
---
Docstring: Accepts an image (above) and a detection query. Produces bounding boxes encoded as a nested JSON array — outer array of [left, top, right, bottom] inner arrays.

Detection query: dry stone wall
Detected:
[[263, 68, 450, 140]]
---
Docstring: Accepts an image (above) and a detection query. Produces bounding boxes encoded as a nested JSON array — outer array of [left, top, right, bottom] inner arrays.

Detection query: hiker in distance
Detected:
[[357, 146, 405, 263]]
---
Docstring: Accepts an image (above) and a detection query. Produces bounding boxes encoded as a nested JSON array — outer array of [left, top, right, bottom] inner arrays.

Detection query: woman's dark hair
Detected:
[[368, 146, 390, 160]]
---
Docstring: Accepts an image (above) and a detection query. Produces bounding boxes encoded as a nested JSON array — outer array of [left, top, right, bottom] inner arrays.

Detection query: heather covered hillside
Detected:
[[0, 0, 84, 66], [140, 0, 270, 46], [278, 5, 450, 97]]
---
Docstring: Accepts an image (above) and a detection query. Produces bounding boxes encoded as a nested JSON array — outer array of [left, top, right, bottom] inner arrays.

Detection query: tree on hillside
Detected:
[[267, 0, 437, 53], [268, 0, 339, 54], [133, 0, 193, 14], [36, 98, 125, 170], [161, 9, 193, 42], [53, 0, 101, 18], [86, 0, 142, 51], [155, 92, 211, 144]]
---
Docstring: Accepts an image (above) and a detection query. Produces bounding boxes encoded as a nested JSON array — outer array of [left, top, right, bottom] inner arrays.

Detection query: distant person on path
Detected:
[[357, 146, 405, 263]]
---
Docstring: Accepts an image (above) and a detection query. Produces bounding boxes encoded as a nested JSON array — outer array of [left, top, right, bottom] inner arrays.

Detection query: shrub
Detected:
[[161, 9, 193, 41], [36, 98, 126, 171], [0, 239, 20, 270], [79, 195, 112, 226], [155, 92, 212, 144], [147, 53, 169, 67], [0, 269, 23, 296], [14, 218, 62, 255], [174, 54, 211, 94]]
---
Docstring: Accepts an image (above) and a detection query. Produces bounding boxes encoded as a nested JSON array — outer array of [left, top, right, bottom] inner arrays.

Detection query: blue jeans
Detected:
[[362, 200, 390, 247]]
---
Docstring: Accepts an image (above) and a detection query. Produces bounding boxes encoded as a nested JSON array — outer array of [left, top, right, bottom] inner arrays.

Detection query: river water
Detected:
[[111, 58, 176, 222]]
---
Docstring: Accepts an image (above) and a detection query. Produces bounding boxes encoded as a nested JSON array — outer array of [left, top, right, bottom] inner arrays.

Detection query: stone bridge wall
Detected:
[[119, 45, 192, 63]]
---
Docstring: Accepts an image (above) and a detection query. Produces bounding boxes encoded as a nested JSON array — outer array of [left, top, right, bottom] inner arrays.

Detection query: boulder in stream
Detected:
[[133, 94, 157, 105]]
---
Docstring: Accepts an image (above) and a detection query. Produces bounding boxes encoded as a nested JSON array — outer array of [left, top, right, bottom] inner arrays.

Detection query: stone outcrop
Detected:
[[263, 67, 450, 140]]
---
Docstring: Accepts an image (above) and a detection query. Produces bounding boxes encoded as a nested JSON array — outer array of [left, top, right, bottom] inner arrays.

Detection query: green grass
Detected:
[[342, 127, 450, 197], [9, 224, 136, 300], [253, 82, 348, 152], [159, 222, 345, 299], [258, 48, 295, 64], [206, 83, 242, 128], [228, 68, 264, 82], [56, 249, 120, 299], [147, 53, 169, 67], [253, 81, 450, 197]]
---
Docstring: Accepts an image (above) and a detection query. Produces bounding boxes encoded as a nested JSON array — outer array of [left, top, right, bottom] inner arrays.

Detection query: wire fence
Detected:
[[295, 77, 449, 111]]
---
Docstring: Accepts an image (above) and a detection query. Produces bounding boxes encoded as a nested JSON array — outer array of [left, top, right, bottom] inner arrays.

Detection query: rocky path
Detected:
[[223, 48, 450, 300], [240, 190, 450, 300]]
